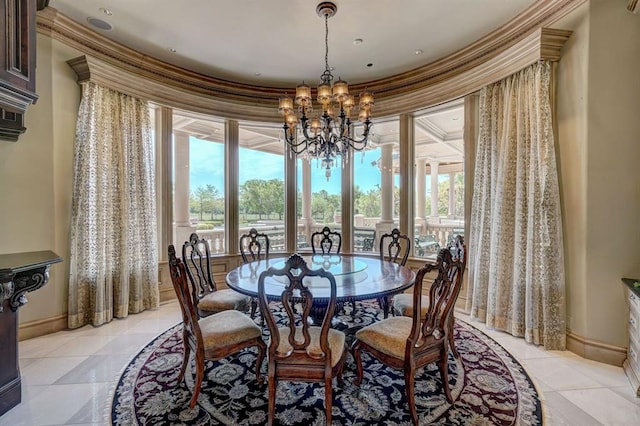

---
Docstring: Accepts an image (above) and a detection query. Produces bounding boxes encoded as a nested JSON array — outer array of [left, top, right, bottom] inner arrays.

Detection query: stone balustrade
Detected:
[[192, 218, 463, 256]]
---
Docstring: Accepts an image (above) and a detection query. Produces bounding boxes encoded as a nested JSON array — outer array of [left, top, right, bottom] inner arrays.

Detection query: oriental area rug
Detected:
[[111, 302, 543, 425]]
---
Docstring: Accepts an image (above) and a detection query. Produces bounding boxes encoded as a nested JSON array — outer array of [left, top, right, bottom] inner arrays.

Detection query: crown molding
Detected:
[[629, 0, 639, 14], [39, 0, 579, 121]]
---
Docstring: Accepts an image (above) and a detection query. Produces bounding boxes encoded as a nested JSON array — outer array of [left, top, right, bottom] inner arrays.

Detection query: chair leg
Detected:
[[189, 351, 205, 409], [255, 339, 266, 384], [267, 373, 277, 426], [448, 317, 459, 358], [250, 298, 258, 319], [325, 377, 333, 425], [438, 347, 453, 404], [177, 330, 190, 382], [351, 341, 364, 385], [378, 296, 391, 318], [335, 349, 347, 387], [404, 366, 418, 425]]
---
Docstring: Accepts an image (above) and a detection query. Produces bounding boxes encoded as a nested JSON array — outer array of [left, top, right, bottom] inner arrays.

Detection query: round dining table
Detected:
[[225, 254, 416, 326]]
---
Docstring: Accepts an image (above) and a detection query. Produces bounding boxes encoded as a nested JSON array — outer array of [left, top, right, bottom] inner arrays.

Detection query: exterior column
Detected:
[[380, 144, 394, 222], [376, 143, 395, 250], [415, 158, 427, 233], [430, 161, 440, 219], [448, 172, 456, 218], [225, 120, 240, 254], [173, 132, 195, 247], [301, 159, 314, 244]]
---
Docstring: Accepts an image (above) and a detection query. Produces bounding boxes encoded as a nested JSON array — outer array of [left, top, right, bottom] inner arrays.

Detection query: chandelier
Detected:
[[278, 1, 374, 180]]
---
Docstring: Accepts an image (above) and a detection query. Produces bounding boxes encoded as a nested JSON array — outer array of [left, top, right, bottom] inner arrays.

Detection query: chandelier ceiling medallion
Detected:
[[278, 1, 374, 180]]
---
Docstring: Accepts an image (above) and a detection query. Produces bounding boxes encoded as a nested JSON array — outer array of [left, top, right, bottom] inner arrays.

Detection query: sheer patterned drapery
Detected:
[[468, 61, 566, 350], [68, 82, 159, 328]]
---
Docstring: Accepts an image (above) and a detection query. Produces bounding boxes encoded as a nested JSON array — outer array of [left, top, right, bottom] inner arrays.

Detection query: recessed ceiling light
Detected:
[[254, 72, 261, 76], [415, 49, 423, 55], [452, 117, 460, 121], [353, 38, 363, 45], [99, 8, 113, 16], [86, 17, 112, 31], [168, 48, 177, 53]]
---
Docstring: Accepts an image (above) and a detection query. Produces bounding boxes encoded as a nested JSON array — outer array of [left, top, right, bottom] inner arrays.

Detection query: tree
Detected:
[[437, 173, 464, 216], [190, 184, 220, 221], [354, 185, 382, 217], [311, 189, 341, 222], [240, 178, 284, 219]]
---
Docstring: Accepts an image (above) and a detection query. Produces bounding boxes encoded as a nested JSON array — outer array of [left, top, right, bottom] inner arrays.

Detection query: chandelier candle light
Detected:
[[278, 2, 374, 180]]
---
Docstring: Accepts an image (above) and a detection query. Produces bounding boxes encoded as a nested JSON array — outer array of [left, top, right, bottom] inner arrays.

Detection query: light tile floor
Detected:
[[1, 302, 639, 425]]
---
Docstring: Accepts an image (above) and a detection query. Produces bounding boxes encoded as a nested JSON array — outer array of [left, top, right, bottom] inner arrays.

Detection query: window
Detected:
[[413, 100, 465, 258], [162, 100, 467, 260], [173, 111, 226, 253], [238, 122, 286, 252], [297, 157, 342, 250], [353, 119, 399, 253]]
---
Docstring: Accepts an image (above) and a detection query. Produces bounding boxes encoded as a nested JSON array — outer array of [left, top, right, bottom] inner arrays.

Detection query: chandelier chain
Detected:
[[324, 13, 330, 77], [277, 2, 374, 180]]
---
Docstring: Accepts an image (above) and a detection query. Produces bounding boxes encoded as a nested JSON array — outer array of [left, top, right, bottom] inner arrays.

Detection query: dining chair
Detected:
[[351, 247, 465, 425], [311, 226, 342, 254], [393, 235, 466, 358], [239, 227, 270, 263], [168, 245, 266, 409], [258, 253, 347, 426], [378, 227, 411, 317], [239, 228, 271, 319], [182, 232, 251, 318], [379, 227, 411, 266]]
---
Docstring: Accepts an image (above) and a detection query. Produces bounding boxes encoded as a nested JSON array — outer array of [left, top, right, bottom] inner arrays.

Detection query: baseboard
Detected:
[[567, 329, 627, 366], [18, 313, 68, 341]]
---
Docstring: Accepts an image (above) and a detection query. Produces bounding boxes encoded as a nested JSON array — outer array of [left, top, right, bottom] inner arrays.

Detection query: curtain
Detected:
[[68, 82, 159, 329], [468, 61, 566, 350]]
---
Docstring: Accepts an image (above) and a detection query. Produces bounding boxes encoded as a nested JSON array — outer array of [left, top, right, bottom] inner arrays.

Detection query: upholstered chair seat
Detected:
[[199, 310, 262, 350], [354, 316, 413, 360], [198, 289, 251, 316], [272, 326, 346, 367]]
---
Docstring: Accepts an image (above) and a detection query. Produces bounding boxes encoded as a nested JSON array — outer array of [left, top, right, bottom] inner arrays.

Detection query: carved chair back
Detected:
[[379, 228, 411, 266], [311, 226, 342, 254], [181, 232, 217, 304], [258, 254, 337, 365], [239, 228, 270, 263], [410, 247, 464, 360], [168, 245, 203, 362]]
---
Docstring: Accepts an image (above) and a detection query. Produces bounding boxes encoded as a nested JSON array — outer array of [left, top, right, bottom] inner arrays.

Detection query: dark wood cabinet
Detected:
[[0, 250, 61, 416], [0, 0, 39, 141]]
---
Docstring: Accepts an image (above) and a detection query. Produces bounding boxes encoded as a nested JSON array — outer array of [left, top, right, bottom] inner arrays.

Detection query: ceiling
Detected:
[[49, 0, 537, 87], [48, 0, 538, 168]]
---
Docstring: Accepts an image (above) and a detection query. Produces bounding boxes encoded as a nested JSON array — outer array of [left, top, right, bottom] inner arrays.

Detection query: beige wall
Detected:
[[556, 0, 640, 352], [0, 35, 81, 323]]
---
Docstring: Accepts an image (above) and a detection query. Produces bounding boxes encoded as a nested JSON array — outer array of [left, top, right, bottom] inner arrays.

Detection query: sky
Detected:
[[188, 136, 406, 196]]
